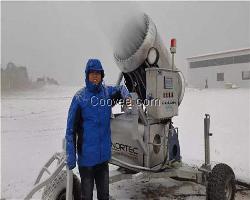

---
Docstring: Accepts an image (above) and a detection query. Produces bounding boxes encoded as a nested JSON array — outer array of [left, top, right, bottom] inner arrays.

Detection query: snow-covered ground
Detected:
[[173, 87, 250, 183], [1, 85, 250, 199]]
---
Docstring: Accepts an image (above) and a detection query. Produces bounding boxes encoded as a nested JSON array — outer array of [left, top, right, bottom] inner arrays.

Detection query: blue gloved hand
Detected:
[[66, 153, 76, 170], [67, 162, 76, 170]]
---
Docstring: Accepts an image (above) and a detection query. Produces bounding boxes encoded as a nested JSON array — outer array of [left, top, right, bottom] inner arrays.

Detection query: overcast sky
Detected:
[[1, 1, 250, 86]]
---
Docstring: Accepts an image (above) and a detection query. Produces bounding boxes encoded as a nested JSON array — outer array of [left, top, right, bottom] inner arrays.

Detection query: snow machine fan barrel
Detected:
[[113, 13, 185, 109]]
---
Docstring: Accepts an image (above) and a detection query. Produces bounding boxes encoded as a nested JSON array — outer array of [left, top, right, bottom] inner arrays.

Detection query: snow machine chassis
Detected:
[[25, 114, 236, 200]]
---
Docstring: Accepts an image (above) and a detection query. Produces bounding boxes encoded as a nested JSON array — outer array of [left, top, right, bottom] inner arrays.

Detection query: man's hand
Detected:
[[67, 162, 76, 170], [66, 153, 76, 170]]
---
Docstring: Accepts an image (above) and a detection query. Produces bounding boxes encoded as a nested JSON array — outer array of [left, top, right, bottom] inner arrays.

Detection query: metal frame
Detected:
[[109, 165, 204, 185], [24, 152, 67, 199], [24, 149, 74, 200]]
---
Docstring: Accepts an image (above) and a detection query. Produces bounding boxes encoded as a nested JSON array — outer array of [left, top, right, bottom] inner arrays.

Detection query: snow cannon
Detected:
[[114, 14, 185, 120], [110, 13, 185, 171], [109, 14, 236, 200]]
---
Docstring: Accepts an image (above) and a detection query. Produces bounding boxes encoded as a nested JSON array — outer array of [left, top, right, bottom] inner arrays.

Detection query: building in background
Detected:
[[187, 48, 250, 89], [1, 62, 30, 91], [1, 62, 59, 92]]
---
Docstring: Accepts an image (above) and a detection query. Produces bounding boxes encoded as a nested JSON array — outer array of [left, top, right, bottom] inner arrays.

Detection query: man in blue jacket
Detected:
[[65, 59, 131, 200]]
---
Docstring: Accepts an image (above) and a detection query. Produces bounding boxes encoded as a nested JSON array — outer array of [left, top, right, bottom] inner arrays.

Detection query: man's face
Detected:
[[88, 71, 102, 85]]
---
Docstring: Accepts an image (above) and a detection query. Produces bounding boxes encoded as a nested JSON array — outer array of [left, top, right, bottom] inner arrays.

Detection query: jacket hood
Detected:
[[85, 59, 104, 75], [85, 59, 104, 93]]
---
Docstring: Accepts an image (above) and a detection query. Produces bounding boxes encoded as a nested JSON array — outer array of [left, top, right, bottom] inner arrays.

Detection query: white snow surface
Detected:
[[173, 87, 250, 183], [1, 85, 250, 199]]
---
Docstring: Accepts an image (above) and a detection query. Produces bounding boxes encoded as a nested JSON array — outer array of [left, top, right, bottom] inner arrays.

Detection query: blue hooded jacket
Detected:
[[65, 59, 131, 168]]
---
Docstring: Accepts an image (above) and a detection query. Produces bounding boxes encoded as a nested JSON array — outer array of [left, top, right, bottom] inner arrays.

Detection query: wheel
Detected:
[[206, 163, 236, 200], [42, 170, 81, 200]]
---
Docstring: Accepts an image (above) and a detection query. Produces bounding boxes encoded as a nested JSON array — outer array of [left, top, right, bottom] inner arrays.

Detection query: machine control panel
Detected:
[[146, 68, 179, 119]]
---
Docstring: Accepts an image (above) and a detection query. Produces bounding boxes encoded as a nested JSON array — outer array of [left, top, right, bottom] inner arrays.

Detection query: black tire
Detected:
[[42, 170, 81, 200], [206, 163, 236, 200]]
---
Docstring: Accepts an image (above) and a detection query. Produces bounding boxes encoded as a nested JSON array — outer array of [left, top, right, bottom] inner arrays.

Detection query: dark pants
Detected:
[[78, 161, 109, 200]]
